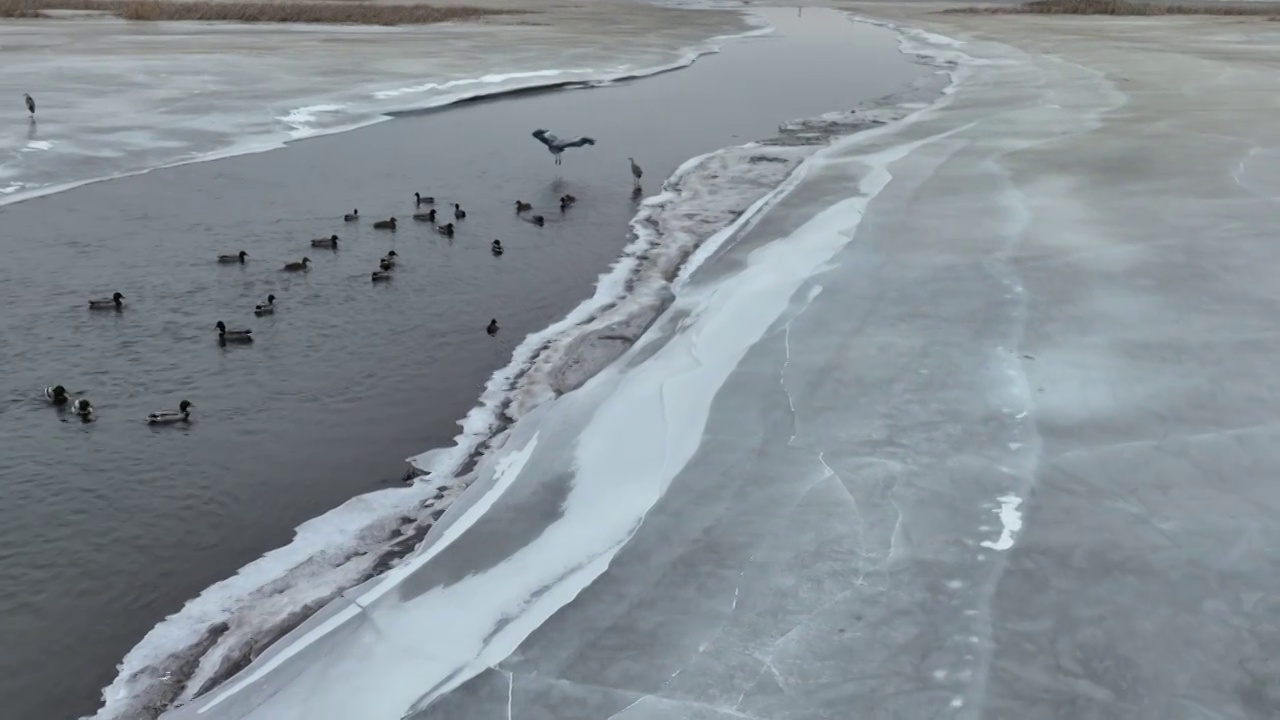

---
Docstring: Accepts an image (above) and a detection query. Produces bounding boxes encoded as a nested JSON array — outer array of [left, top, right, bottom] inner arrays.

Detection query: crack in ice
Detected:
[[781, 324, 798, 445]]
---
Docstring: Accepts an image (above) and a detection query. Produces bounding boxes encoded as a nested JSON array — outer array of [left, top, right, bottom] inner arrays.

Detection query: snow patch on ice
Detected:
[[979, 494, 1024, 551]]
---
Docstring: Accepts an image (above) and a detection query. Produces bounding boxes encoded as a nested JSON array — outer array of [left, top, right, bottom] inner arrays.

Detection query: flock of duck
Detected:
[[51, 188, 594, 425]]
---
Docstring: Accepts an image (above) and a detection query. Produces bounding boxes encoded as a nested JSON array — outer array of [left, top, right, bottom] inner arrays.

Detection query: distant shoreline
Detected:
[[0, 0, 525, 25]]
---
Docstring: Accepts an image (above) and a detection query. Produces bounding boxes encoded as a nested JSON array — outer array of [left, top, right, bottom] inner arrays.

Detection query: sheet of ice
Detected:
[[979, 494, 1023, 551], [0, 11, 758, 207]]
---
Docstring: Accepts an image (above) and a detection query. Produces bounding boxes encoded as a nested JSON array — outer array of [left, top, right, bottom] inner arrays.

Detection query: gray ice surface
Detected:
[[178, 11, 1280, 720]]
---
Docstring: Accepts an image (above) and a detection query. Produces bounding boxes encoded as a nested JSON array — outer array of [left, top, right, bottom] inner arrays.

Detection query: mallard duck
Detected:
[[281, 257, 311, 272], [413, 209, 437, 222], [372, 270, 391, 282], [215, 321, 252, 342], [415, 193, 435, 206], [491, 240, 504, 256], [344, 209, 359, 222], [486, 318, 499, 336], [89, 292, 125, 310], [383, 250, 399, 264], [373, 217, 397, 230], [561, 193, 577, 205], [253, 294, 276, 316], [560, 198, 571, 212], [437, 222, 455, 238], [514, 200, 532, 213], [148, 400, 193, 424], [311, 234, 339, 249], [71, 398, 93, 417], [453, 203, 466, 220], [528, 215, 545, 227], [44, 385, 69, 406], [217, 250, 248, 264]]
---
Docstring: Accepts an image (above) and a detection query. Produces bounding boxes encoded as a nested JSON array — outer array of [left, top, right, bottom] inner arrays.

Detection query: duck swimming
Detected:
[[514, 200, 532, 213], [560, 198, 571, 212], [437, 222, 455, 238], [486, 318, 499, 336], [217, 250, 248, 264], [527, 215, 545, 227], [344, 209, 359, 222], [281, 257, 311, 272], [413, 209, 437, 222], [371, 270, 391, 282], [311, 234, 339, 249], [148, 400, 193, 425], [89, 292, 125, 310], [561, 193, 577, 205], [454, 203, 466, 220], [491, 240, 504, 256], [373, 217, 397, 230], [253, 294, 276, 316], [71, 398, 93, 417], [415, 193, 435, 206], [215, 321, 252, 342], [44, 385, 69, 406]]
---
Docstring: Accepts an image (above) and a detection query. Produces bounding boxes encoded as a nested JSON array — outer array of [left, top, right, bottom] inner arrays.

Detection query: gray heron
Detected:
[[628, 157, 643, 188], [23, 93, 34, 116], [532, 128, 595, 165]]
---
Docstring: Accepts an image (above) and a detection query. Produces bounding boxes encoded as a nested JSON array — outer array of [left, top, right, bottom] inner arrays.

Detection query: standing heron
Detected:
[[23, 93, 35, 117], [628, 157, 643, 189], [531, 128, 595, 165]]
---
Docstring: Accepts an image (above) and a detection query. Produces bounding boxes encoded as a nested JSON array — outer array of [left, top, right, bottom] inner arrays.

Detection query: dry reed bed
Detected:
[[0, 0, 523, 23], [946, 0, 1280, 14]]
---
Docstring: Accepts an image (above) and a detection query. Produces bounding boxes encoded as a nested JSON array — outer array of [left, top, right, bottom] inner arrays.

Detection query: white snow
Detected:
[[979, 494, 1024, 552]]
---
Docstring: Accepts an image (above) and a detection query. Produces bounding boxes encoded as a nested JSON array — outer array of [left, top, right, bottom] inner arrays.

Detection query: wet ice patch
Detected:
[[979, 494, 1023, 551]]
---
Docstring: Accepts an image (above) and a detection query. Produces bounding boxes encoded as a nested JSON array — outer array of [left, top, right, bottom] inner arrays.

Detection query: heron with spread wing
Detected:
[[532, 128, 595, 165]]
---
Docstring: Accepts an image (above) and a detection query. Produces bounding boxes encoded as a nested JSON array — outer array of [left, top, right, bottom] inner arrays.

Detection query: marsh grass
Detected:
[[0, 0, 523, 24], [945, 0, 1280, 15]]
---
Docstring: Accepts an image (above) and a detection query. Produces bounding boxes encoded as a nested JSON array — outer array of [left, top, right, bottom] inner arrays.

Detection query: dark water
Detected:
[[0, 9, 922, 718]]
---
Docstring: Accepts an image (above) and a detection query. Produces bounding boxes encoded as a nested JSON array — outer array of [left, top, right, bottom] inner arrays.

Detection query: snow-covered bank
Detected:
[[83, 13, 952, 720]]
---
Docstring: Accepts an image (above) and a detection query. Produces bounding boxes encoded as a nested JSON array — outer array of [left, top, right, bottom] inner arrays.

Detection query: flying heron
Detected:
[[628, 157, 643, 189], [23, 93, 34, 116], [532, 129, 595, 165]]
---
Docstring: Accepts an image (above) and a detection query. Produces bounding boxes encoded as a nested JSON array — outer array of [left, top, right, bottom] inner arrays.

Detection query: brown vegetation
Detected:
[[945, 0, 1280, 15], [0, 0, 523, 24]]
